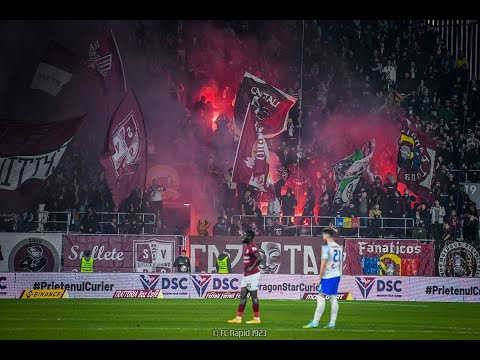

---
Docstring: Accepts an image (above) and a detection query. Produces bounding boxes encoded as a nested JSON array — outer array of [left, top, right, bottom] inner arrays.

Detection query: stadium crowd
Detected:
[[1, 20, 479, 242]]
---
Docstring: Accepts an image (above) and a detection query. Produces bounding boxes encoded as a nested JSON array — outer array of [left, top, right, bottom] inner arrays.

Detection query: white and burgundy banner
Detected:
[[1, 273, 479, 302], [0, 115, 86, 211], [62, 235, 178, 273], [189, 236, 325, 275], [0, 233, 63, 273], [0, 140, 71, 191], [232, 72, 296, 199], [100, 88, 146, 209], [344, 238, 435, 276]]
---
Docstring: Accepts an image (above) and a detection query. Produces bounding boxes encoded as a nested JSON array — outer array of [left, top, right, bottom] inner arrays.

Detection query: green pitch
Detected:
[[0, 299, 479, 340]]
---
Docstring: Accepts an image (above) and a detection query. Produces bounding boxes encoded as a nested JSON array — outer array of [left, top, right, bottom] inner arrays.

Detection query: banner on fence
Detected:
[[188, 236, 326, 274], [0, 233, 62, 272], [62, 235, 179, 272], [434, 241, 480, 277], [344, 238, 435, 276]]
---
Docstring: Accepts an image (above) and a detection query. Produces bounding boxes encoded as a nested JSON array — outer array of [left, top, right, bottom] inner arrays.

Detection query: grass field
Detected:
[[1, 299, 479, 340]]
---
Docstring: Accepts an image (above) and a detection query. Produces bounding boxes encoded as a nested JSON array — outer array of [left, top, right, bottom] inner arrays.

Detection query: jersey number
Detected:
[[333, 249, 339, 262]]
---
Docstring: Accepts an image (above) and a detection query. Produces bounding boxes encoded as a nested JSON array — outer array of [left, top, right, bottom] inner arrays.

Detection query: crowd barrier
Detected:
[[34, 211, 157, 234], [1, 273, 479, 302], [231, 215, 415, 238]]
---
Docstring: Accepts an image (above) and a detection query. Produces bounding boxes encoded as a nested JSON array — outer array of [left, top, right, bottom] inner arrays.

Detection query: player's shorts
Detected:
[[318, 276, 340, 296], [241, 272, 261, 291]]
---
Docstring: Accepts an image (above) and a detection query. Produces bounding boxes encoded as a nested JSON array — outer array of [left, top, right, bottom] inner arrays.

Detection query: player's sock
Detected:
[[313, 295, 326, 325], [253, 301, 260, 319], [329, 295, 339, 325], [237, 303, 245, 318]]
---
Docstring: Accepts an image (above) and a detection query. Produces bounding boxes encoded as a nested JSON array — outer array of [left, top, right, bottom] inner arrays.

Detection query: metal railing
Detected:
[[34, 210, 156, 234], [230, 215, 416, 238]]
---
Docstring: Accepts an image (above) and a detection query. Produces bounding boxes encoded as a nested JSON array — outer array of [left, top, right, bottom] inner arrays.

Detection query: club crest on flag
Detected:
[[100, 88, 145, 209], [133, 238, 176, 273], [111, 110, 140, 179], [89, 40, 113, 77]]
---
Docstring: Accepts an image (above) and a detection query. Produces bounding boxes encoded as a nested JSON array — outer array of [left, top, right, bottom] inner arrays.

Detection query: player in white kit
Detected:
[[303, 227, 343, 329]]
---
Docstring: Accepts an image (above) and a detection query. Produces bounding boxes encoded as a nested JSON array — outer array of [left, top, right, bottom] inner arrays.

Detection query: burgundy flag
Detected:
[[88, 29, 127, 94], [0, 115, 87, 210], [232, 72, 296, 199], [397, 120, 436, 196], [100, 88, 146, 209]]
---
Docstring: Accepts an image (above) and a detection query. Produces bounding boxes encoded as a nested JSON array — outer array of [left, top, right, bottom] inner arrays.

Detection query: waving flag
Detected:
[[397, 121, 436, 196], [100, 88, 146, 209], [333, 139, 376, 211], [232, 72, 296, 200], [0, 114, 86, 210], [88, 28, 127, 94]]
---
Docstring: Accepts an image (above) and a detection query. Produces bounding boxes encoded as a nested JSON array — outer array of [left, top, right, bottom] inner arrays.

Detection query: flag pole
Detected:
[[295, 20, 305, 207], [131, 88, 148, 212], [110, 28, 127, 94], [231, 101, 251, 181]]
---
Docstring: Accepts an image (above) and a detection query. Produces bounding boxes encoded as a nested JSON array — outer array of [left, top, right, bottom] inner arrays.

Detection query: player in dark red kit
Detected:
[[228, 230, 262, 324]]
